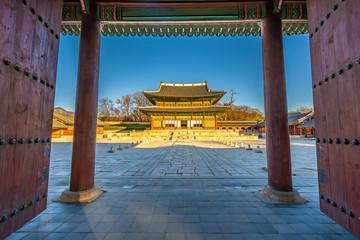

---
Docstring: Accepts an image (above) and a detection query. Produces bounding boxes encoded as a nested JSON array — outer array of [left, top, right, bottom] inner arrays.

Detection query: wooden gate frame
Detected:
[[307, 0, 360, 238]]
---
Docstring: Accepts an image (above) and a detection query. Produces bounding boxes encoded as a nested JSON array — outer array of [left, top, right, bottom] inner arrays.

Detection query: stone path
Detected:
[[6, 139, 357, 240]]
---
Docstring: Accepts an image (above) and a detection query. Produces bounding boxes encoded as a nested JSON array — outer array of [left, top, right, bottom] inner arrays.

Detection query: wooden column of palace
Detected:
[[58, 2, 103, 202], [257, 0, 305, 204]]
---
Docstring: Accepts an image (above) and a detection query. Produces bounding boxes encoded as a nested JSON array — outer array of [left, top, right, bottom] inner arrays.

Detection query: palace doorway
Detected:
[[181, 120, 187, 129], [1, 0, 360, 239]]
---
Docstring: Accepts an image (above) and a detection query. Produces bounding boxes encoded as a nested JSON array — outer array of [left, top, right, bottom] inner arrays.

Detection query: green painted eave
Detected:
[[61, 21, 307, 37], [143, 92, 226, 105], [61, 1, 308, 37]]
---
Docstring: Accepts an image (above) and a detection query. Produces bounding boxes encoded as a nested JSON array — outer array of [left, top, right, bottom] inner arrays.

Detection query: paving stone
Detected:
[[151, 214, 168, 222], [147, 223, 167, 233], [281, 234, 304, 240], [166, 223, 184, 233], [32, 223, 62, 232], [237, 223, 258, 233], [54, 223, 81, 233], [5, 140, 357, 240], [272, 224, 297, 234], [110, 222, 132, 233], [203, 233, 225, 240], [199, 215, 217, 223], [165, 233, 185, 240], [23, 233, 49, 240], [63, 233, 87, 240], [183, 215, 200, 223], [125, 233, 146, 240], [101, 215, 122, 223], [5, 233, 29, 240], [72, 222, 97, 233], [83, 233, 107, 240], [145, 233, 165, 240], [183, 223, 203, 233], [43, 233, 68, 240], [289, 223, 316, 234], [185, 233, 205, 240], [92, 222, 115, 233], [201, 223, 221, 233], [129, 223, 150, 233]]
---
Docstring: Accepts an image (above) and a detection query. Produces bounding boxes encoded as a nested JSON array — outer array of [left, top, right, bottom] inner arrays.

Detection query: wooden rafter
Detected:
[[79, 0, 86, 12], [79, 0, 90, 13], [275, 0, 284, 12], [64, 0, 306, 7], [61, 0, 308, 36], [95, 1, 305, 7]]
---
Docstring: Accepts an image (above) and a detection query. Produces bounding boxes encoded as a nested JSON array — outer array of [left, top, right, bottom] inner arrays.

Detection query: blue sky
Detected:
[[55, 34, 312, 113]]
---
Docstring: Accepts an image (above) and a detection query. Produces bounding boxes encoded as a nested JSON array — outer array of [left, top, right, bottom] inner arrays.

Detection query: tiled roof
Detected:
[[143, 82, 225, 98], [299, 117, 315, 128], [52, 119, 68, 130], [256, 111, 314, 127], [257, 120, 265, 127], [53, 107, 108, 126], [217, 121, 259, 127], [288, 111, 314, 125], [139, 106, 230, 113]]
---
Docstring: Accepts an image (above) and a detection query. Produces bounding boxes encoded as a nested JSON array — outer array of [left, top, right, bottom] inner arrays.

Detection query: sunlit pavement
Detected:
[[7, 139, 357, 240]]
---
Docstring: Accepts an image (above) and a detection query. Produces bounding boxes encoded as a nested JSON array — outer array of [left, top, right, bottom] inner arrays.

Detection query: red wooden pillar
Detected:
[[262, 1, 292, 192], [71, 2, 100, 192], [257, 1, 305, 204], [58, 2, 103, 202]]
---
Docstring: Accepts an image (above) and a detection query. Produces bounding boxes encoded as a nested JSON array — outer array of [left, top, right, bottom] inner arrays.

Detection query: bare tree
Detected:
[[116, 94, 133, 119], [98, 97, 116, 121], [132, 91, 151, 121], [218, 104, 263, 121], [224, 89, 239, 106], [113, 108, 121, 118]]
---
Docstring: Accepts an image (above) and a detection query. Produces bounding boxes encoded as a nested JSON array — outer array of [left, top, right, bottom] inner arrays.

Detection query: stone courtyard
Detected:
[[7, 139, 357, 240]]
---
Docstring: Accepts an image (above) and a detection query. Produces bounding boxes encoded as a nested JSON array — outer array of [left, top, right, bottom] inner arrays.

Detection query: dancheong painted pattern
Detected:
[[61, 1, 308, 37]]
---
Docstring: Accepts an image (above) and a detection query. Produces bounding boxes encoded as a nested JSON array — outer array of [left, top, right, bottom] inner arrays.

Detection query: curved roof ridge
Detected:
[[143, 81, 221, 93], [142, 81, 226, 104], [160, 81, 207, 87]]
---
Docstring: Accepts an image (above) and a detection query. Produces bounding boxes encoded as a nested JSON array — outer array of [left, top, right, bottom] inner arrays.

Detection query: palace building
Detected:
[[139, 82, 230, 130]]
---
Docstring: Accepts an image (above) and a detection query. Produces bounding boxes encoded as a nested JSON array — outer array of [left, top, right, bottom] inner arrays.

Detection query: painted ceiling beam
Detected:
[[60, 21, 308, 37], [64, 1, 305, 6], [97, 1, 265, 7], [63, 2, 307, 21], [276, 0, 284, 12], [61, 0, 308, 36], [79, 0, 86, 12], [70, 0, 306, 7], [79, 0, 90, 13]]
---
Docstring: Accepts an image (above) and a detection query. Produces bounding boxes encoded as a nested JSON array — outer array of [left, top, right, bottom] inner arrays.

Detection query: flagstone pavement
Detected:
[[6, 139, 357, 240]]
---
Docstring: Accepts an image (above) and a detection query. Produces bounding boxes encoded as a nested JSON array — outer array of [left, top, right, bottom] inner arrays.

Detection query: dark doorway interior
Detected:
[[181, 120, 187, 129]]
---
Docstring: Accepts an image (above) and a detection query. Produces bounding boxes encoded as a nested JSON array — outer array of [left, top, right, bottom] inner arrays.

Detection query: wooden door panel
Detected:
[[306, 0, 334, 221], [319, 0, 348, 228], [308, 0, 360, 238], [0, 1, 62, 239]]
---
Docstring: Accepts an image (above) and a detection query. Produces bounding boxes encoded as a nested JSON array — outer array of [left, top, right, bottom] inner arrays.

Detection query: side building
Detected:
[[139, 82, 230, 130], [257, 110, 314, 137], [52, 107, 107, 137]]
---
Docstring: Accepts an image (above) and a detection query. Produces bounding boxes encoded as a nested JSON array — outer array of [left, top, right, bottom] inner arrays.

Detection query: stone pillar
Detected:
[[256, 0, 306, 204], [57, 2, 103, 202]]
